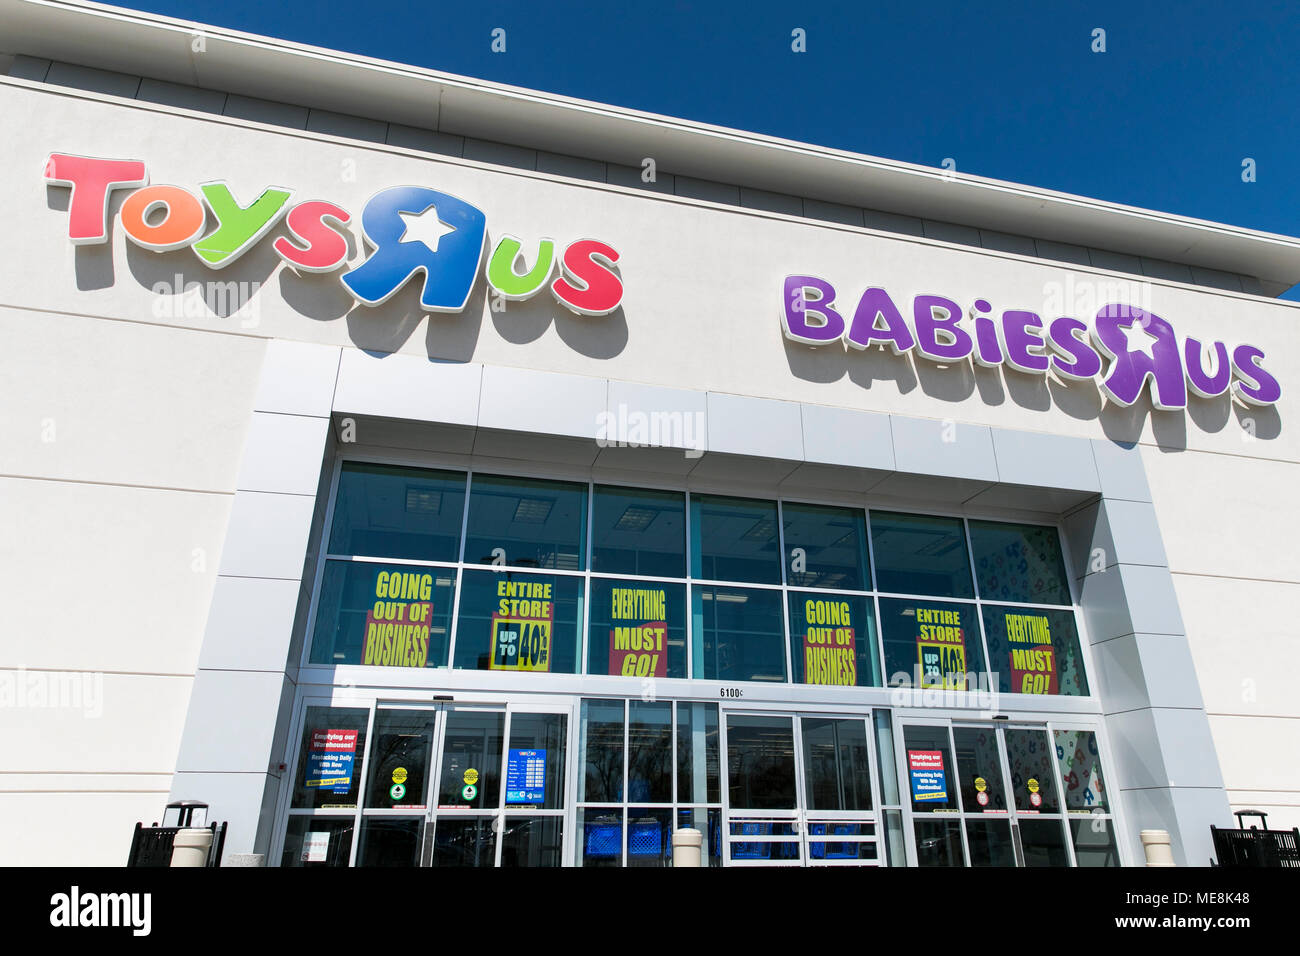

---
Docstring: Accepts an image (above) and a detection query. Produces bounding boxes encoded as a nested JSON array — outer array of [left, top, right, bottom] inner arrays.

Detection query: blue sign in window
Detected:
[[506, 748, 546, 804]]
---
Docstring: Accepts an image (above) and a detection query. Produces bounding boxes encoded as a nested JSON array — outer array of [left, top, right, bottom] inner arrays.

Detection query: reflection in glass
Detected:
[[501, 817, 564, 867], [627, 808, 674, 867], [437, 710, 503, 809], [328, 462, 466, 561], [914, 820, 964, 866], [870, 511, 974, 598], [690, 495, 781, 584], [1070, 818, 1120, 866], [1004, 729, 1060, 814], [676, 702, 720, 804], [883, 810, 906, 867], [578, 809, 624, 867], [873, 711, 901, 806], [1018, 819, 1070, 866], [789, 592, 880, 687], [628, 701, 672, 803], [726, 715, 796, 810], [365, 710, 435, 809], [356, 817, 423, 866], [953, 726, 1007, 813], [464, 474, 587, 570], [981, 605, 1089, 697], [310, 562, 455, 667], [452, 569, 582, 674], [693, 585, 787, 682], [1054, 729, 1109, 812], [579, 699, 625, 803], [968, 520, 1071, 605], [965, 820, 1016, 866], [879, 598, 986, 691], [592, 486, 686, 577], [291, 706, 369, 810], [587, 578, 686, 679], [782, 502, 870, 590], [281, 816, 354, 867], [801, 717, 873, 812], [431, 818, 497, 867]]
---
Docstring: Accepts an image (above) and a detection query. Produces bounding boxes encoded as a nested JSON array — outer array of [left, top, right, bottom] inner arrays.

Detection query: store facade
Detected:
[[2, 0, 1298, 868]]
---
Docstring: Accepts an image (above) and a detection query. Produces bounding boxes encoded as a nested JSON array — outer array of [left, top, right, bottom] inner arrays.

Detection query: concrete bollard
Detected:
[[171, 827, 214, 867], [672, 827, 703, 867], [1140, 829, 1175, 867], [223, 853, 265, 867]]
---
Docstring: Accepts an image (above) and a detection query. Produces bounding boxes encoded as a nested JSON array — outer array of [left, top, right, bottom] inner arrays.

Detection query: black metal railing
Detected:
[[1211, 810, 1300, 868]]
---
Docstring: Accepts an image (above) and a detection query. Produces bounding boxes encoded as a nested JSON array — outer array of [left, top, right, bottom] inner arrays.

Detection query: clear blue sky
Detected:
[[121, 0, 1300, 293]]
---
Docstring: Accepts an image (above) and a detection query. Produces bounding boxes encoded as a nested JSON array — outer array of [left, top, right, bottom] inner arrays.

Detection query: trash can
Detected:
[[171, 827, 215, 867], [673, 827, 703, 867]]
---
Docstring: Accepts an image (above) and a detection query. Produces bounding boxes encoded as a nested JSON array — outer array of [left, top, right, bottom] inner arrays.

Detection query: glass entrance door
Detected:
[[900, 719, 1095, 867], [282, 699, 569, 867], [722, 711, 882, 866]]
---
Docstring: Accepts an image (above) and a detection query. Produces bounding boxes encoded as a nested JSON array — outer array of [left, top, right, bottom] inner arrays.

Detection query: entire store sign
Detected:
[[781, 275, 1282, 410], [42, 152, 625, 315]]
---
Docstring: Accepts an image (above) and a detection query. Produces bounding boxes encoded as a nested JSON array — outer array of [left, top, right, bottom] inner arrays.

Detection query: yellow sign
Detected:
[[392, 767, 408, 785], [802, 598, 856, 686], [363, 571, 434, 668], [463, 768, 479, 786], [974, 776, 987, 793], [1027, 777, 1040, 794], [489, 580, 554, 672], [916, 606, 967, 690]]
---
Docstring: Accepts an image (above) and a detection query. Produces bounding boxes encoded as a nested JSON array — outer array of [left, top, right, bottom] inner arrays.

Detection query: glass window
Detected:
[[1019, 819, 1070, 866], [676, 807, 723, 867], [952, 726, 1008, 813], [873, 711, 901, 806], [870, 511, 974, 599], [676, 702, 720, 804], [291, 706, 369, 810], [964, 820, 1015, 866], [801, 717, 873, 812], [452, 569, 582, 674], [782, 502, 869, 590], [726, 714, 797, 810], [879, 598, 987, 690], [592, 486, 685, 577], [1004, 728, 1060, 814], [328, 462, 466, 561], [587, 579, 687, 679], [356, 818, 424, 866], [1054, 729, 1109, 813], [506, 712, 567, 810], [579, 699, 625, 803], [1070, 818, 1120, 866], [436, 709, 503, 810], [902, 725, 958, 814], [464, 474, 587, 570], [690, 494, 781, 584], [969, 520, 1071, 606], [365, 709, 436, 809], [914, 820, 964, 867], [431, 818, 497, 867], [281, 816, 355, 867], [627, 807, 674, 867], [627, 701, 672, 803], [981, 605, 1089, 697], [310, 562, 455, 667], [692, 585, 787, 682], [577, 808, 624, 867], [501, 817, 564, 867], [788, 592, 880, 687]]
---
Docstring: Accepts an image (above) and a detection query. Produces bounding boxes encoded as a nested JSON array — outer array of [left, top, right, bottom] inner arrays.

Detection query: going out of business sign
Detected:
[[780, 275, 1281, 411]]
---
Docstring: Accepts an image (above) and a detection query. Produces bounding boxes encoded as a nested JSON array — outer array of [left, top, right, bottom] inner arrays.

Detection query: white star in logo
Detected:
[[398, 203, 456, 253], [1120, 320, 1160, 358]]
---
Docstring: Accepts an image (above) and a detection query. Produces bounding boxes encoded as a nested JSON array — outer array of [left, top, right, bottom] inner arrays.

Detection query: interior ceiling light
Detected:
[[614, 505, 657, 532], [740, 518, 776, 542], [405, 486, 442, 514], [513, 497, 553, 524]]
